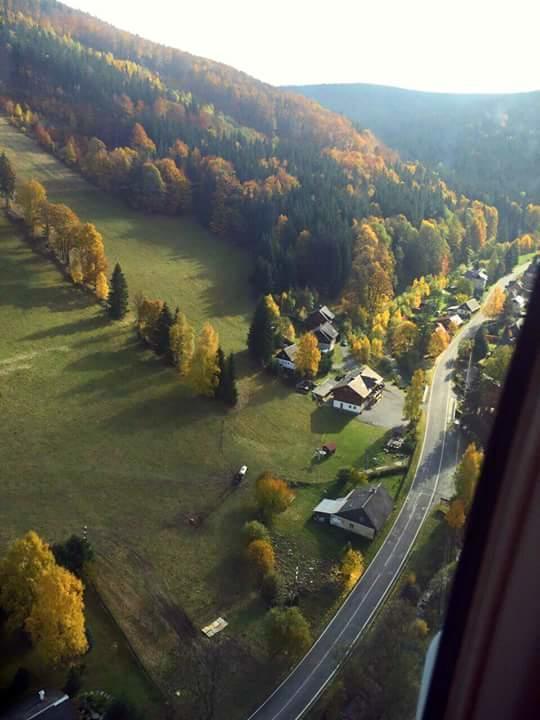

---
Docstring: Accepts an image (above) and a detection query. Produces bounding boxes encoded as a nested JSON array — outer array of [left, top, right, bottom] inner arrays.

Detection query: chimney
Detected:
[[38, 690, 45, 702]]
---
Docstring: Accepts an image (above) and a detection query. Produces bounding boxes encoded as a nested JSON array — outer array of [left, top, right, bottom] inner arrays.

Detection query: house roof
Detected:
[[314, 321, 339, 342], [460, 298, 481, 313], [313, 497, 347, 515], [313, 378, 337, 399], [332, 365, 384, 403], [1, 692, 75, 720], [305, 305, 336, 330], [336, 484, 394, 531], [276, 344, 297, 362], [465, 268, 488, 281]]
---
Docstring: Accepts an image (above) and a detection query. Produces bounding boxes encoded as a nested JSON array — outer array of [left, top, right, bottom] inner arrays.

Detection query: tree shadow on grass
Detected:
[[23, 312, 109, 340], [310, 405, 352, 435]]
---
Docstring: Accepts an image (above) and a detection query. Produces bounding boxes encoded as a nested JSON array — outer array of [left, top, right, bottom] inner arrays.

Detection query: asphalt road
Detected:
[[247, 272, 521, 720]]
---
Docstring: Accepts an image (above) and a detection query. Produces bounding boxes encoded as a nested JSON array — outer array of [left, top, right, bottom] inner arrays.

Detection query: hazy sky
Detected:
[[66, 0, 539, 93]]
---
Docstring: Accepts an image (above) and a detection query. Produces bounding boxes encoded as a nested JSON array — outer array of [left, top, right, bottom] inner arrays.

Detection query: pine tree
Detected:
[[472, 326, 489, 361], [154, 303, 174, 358], [0, 151, 16, 208], [214, 347, 227, 400], [107, 263, 129, 320], [247, 296, 275, 365], [225, 353, 239, 407]]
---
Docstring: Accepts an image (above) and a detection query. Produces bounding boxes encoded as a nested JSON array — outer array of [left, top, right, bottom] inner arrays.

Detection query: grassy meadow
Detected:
[[0, 119, 407, 716]]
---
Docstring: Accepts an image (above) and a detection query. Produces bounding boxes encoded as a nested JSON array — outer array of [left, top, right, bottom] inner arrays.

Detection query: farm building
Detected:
[[305, 305, 336, 330], [313, 483, 393, 539], [465, 268, 488, 293], [313, 321, 338, 352]]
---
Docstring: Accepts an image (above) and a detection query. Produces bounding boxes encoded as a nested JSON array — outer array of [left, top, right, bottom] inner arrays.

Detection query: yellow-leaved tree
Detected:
[[47, 203, 80, 264], [391, 319, 418, 357], [0, 531, 55, 632], [340, 547, 364, 589], [295, 333, 321, 378], [69, 249, 83, 285], [428, 325, 450, 357], [18, 179, 47, 234], [189, 322, 220, 396], [75, 223, 107, 285], [484, 287, 506, 318], [264, 294, 281, 323], [255, 471, 295, 521], [404, 369, 425, 423], [95, 271, 109, 301], [169, 312, 195, 376], [246, 539, 275, 579], [26, 565, 88, 664], [351, 335, 371, 364], [455, 443, 484, 512], [446, 498, 466, 530]]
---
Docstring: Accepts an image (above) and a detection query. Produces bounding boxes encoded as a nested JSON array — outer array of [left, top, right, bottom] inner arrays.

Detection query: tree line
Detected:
[[0, 1, 519, 309]]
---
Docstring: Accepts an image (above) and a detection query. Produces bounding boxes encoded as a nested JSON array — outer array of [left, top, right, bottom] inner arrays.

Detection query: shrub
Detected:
[[261, 571, 284, 606], [246, 539, 275, 579], [242, 520, 269, 544]]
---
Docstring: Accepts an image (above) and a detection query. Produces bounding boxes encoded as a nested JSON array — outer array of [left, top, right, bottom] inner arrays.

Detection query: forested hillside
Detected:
[[294, 83, 540, 240], [1, 0, 534, 322]]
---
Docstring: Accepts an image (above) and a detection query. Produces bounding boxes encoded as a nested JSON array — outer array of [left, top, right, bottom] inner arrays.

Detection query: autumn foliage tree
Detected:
[[18, 179, 47, 234], [484, 287, 506, 318], [455, 443, 484, 512], [255, 472, 294, 521], [169, 312, 195, 376], [428, 325, 450, 357], [266, 607, 312, 659], [446, 498, 466, 530], [26, 565, 88, 664], [340, 547, 365, 589], [189, 322, 220, 396], [295, 333, 321, 378], [246, 539, 275, 580], [404, 369, 425, 423]]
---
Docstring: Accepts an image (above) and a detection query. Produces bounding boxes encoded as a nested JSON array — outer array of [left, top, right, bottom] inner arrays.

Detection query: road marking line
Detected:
[[247, 343, 455, 720]]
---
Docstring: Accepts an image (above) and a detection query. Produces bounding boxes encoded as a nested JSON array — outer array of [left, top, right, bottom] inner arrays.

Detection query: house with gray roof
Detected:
[[312, 483, 393, 540]]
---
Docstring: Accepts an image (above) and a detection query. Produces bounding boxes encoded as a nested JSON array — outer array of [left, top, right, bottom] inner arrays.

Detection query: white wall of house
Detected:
[[330, 515, 375, 539], [319, 339, 336, 353], [333, 399, 362, 414], [277, 358, 295, 371]]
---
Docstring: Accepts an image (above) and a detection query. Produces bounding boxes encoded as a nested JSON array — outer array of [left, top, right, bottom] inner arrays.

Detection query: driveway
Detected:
[[355, 383, 405, 429]]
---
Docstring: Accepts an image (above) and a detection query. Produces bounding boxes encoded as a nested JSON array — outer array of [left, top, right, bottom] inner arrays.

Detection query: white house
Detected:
[[332, 366, 384, 414], [313, 484, 394, 539], [465, 268, 488, 293], [275, 344, 297, 371]]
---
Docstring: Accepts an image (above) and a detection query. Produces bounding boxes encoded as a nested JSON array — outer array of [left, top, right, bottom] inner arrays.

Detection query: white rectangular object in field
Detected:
[[202, 617, 228, 637]]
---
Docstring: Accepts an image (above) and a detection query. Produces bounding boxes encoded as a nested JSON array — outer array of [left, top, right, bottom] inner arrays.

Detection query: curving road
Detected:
[[247, 272, 520, 720]]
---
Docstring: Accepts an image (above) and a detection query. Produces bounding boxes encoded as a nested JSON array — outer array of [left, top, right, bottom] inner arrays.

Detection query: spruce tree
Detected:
[[214, 347, 227, 400], [224, 353, 239, 407], [472, 326, 489, 361], [247, 297, 274, 365], [0, 152, 16, 209], [107, 263, 129, 320], [154, 303, 174, 357]]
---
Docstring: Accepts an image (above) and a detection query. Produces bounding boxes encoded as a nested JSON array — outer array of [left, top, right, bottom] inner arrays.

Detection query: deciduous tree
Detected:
[[255, 472, 294, 521], [0, 531, 55, 632], [75, 223, 107, 285], [131, 122, 156, 156], [404, 369, 425, 423], [169, 312, 195, 375], [295, 333, 321, 378], [26, 565, 88, 665], [391, 319, 418, 357], [189, 322, 220, 396], [427, 325, 449, 357], [484, 345, 514, 383], [446, 499, 466, 530], [95, 271, 109, 301], [340, 547, 364, 589], [246, 539, 275, 579], [484, 287, 506, 318], [455, 443, 484, 511], [18, 179, 47, 233], [266, 607, 312, 659]]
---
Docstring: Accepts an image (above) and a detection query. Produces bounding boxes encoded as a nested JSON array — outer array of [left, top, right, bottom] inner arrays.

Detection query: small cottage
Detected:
[[313, 483, 393, 540]]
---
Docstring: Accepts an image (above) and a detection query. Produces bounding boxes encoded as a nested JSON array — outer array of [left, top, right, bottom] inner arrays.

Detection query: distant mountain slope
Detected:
[[293, 83, 540, 211]]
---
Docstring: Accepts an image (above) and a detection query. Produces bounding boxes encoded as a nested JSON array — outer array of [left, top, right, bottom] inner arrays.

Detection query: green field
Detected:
[[0, 117, 252, 352], [0, 196, 399, 715]]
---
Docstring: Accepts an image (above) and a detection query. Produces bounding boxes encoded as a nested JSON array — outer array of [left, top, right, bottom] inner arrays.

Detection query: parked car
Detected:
[[233, 465, 248, 484], [296, 380, 315, 394]]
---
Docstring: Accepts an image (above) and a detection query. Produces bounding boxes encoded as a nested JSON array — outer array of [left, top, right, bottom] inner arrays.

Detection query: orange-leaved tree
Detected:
[[255, 472, 294, 521]]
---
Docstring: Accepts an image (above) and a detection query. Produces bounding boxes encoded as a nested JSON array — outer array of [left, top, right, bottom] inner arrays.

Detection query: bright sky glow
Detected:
[[65, 0, 539, 93]]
